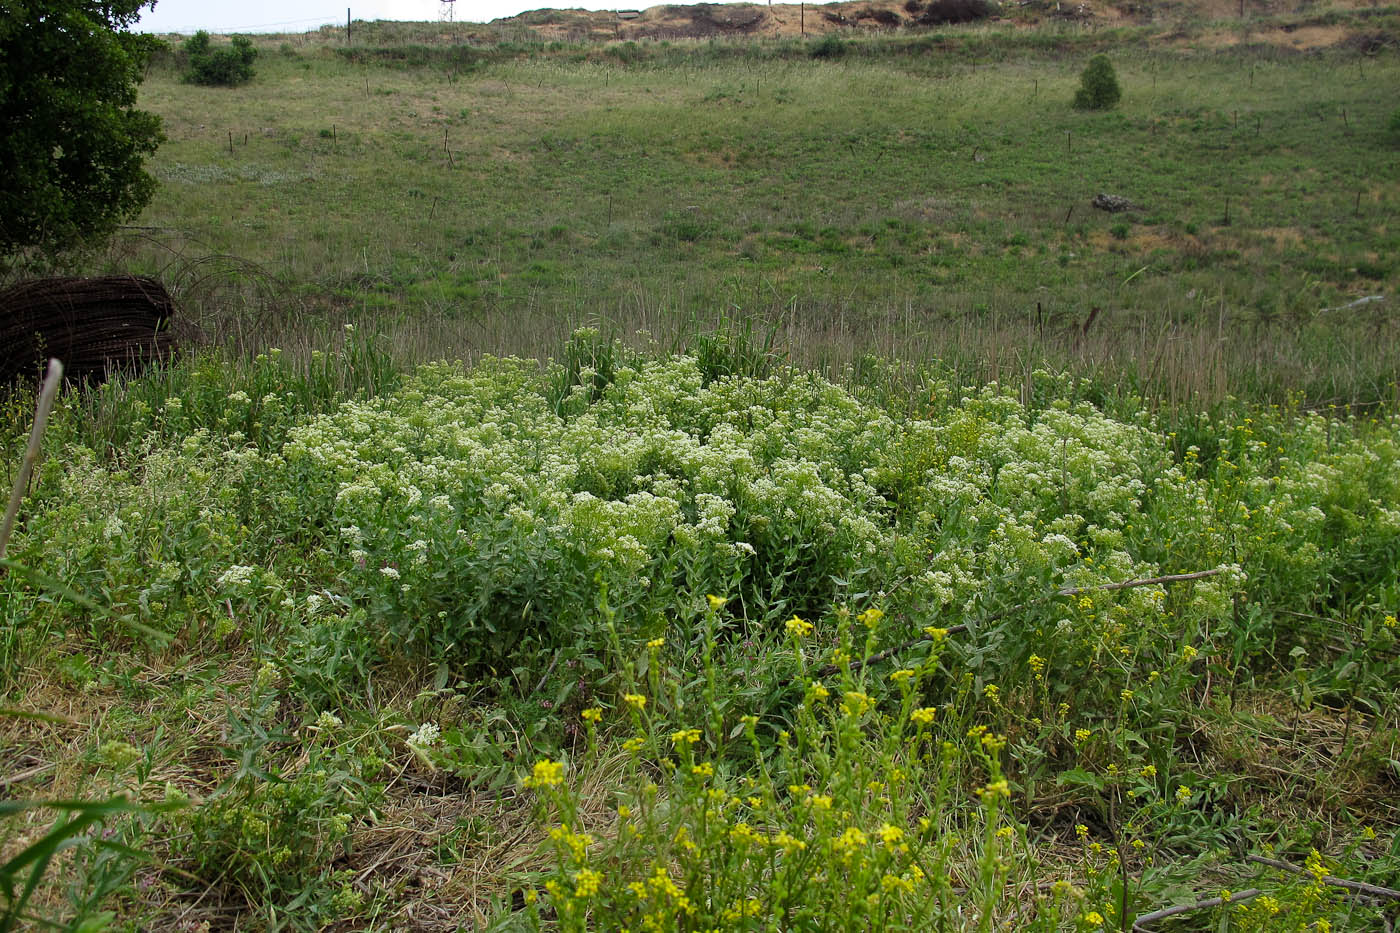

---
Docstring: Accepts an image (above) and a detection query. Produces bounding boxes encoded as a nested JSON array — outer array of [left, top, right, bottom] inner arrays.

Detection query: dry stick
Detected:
[[1246, 855, 1400, 902], [1132, 888, 1262, 930], [0, 761, 56, 789], [814, 569, 1223, 679], [0, 359, 64, 563]]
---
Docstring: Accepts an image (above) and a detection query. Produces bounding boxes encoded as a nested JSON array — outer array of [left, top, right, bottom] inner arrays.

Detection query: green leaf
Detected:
[[1055, 768, 1104, 791]]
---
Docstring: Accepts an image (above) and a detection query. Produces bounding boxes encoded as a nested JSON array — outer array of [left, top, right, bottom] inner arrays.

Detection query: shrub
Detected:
[[185, 31, 258, 87], [919, 0, 993, 25], [809, 34, 846, 59], [1074, 54, 1121, 110]]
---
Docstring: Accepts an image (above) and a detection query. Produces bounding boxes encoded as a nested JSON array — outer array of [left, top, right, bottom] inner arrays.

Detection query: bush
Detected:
[[918, 0, 993, 25], [1074, 54, 1121, 110], [809, 34, 847, 59], [185, 31, 257, 86]]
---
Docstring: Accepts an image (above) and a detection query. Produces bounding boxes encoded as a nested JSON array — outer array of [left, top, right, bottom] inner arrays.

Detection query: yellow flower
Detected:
[[691, 762, 714, 778], [1181, 644, 1199, 661], [810, 794, 833, 810], [983, 683, 1000, 702], [524, 758, 565, 789], [574, 868, 603, 899], [890, 668, 916, 684], [910, 706, 937, 726], [924, 625, 948, 640], [581, 707, 602, 723], [858, 607, 884, 629], [670, 728, 701, 746], [646, 637, 665, 649], [1083, 911, 1105, 926], [1075, 728, 1092, 743], [622, 736, 645, 754], [1139, 764, 1156, 778], [1384, 614, 1397, 629], [1077, 595, 1094, 611], [876, 823, 904, 847], [785, 615, 813, 637], [1174, 785, 1192, 804], [978, 779, 1010, 800], [808, 681, 830, 701], [833, 826, 868, 852], [1075, 824, 1089, 839], [1120, 689, 1134, 702], [1028, 654, 1046, 676], [842, 691, 873, 717], [706, 594, 725, 612], [547, 824, 593, 860], [623, 693, 646, 710], [774, 830, 807, 853]]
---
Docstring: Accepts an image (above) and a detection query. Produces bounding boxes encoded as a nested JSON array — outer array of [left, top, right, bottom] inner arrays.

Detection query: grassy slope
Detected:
[[103, 19, 1400, 406]]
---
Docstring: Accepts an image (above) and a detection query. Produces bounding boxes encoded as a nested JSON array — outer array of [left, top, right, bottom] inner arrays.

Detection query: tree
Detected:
[[1074, 54, 1121, 111], [184, 31, 258, 87], [0, 1, 165, 268]]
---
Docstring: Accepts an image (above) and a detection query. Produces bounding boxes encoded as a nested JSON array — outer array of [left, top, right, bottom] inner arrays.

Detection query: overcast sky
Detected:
[[134, 0, 630, 33]]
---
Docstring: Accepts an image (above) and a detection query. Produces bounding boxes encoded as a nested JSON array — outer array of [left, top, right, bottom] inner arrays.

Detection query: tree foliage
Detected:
[[0, 0, 165, 267], [184, 31, 258, 87], [1074, 54, 1122, 111]]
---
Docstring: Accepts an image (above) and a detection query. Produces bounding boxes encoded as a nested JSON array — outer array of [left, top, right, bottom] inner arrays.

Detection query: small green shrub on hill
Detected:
[[1074, 54, 1121, 110], [184, 31, 257, 86]]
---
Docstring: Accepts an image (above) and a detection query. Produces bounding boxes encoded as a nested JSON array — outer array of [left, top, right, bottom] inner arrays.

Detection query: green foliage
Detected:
[[0, 0, 164, 265], [184, 31, 258, 86], [4, 331, 1400, 925], [1389, 107, 1400, 141], [1, 797, 141, 931], [177, 671, 376, 926], [810, 34, 847, 60], [1073, 54, 1122, 110]]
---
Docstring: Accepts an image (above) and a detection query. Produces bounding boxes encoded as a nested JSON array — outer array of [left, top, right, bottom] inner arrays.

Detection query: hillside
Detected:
[[485, 0, 1391, 44]]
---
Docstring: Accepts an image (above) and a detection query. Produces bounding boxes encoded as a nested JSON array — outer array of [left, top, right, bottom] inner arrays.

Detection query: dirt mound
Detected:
[[492, 1, 925, 40], [488, 0, 1395, 43]]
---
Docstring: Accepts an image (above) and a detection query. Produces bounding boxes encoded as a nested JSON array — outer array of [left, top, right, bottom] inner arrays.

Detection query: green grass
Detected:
[[4, 16, 1400, 931], [2, 329, 1398, 928], [95, 25, 1400, 408]]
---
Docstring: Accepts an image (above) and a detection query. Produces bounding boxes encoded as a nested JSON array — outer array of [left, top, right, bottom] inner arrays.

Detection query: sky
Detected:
[[134, 0, 631, 34]]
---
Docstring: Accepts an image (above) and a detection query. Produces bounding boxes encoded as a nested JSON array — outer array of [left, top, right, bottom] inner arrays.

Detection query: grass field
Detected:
[[3, 9, 1400, 932], [100, 19, 1400, 408]]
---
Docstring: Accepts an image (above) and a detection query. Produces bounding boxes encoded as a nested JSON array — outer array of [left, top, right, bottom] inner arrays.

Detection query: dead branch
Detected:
[[1132, 888, 1262, 929], [1246, 854, 1400, 902]]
